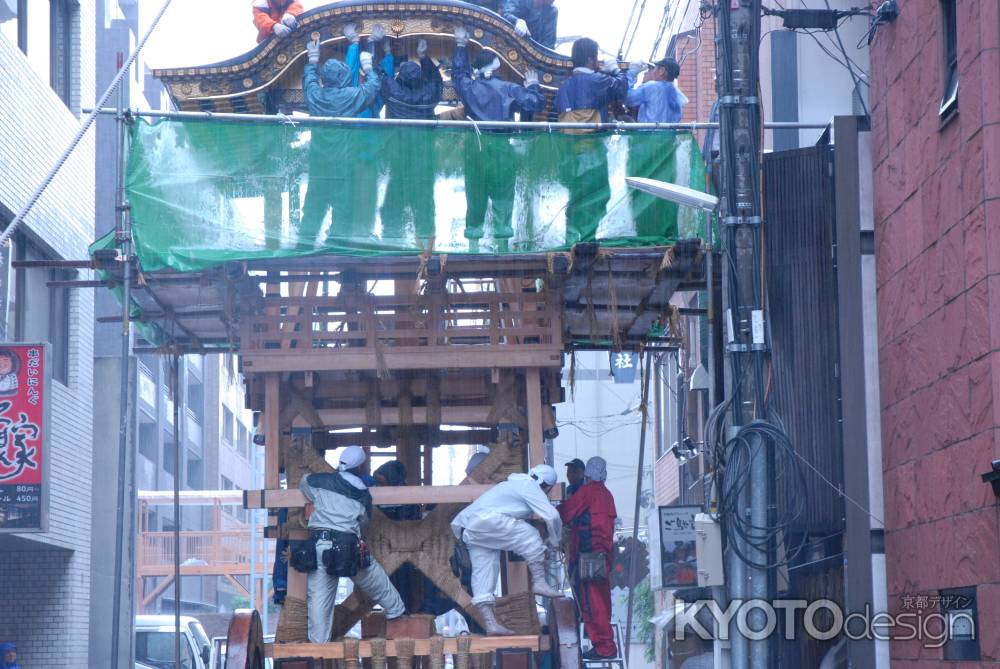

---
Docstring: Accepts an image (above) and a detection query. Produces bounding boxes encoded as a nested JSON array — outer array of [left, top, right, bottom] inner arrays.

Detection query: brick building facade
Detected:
[[0, 2, 97, 667], [871, 0, 1000, 665]]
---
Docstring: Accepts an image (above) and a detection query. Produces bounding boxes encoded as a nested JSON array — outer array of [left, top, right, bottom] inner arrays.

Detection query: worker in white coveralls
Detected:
[[300, 446, 406, 642], [451, 464, 563, 635]]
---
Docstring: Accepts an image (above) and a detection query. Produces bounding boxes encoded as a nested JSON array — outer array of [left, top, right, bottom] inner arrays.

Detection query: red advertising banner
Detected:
[[0, 343, 48, 532]]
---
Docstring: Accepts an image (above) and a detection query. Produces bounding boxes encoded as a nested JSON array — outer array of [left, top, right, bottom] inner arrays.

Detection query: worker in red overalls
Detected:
[[252, 0, 305, 43], [558, 456, 619, 661]]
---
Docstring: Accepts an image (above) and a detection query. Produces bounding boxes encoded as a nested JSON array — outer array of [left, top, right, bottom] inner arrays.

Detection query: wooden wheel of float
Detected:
[[225, 609, 265, 669]]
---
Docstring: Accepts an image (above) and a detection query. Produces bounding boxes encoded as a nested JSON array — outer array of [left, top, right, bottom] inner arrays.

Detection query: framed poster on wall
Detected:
[[659, 505, 700, 588], [0, 343, 49, 532]]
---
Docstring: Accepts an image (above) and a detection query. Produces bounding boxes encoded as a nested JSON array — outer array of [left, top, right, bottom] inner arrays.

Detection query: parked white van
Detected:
[[134, 615, 212, 669]]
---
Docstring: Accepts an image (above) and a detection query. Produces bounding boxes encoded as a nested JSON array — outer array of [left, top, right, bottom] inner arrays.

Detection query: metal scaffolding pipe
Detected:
[[0, 0, 175, 250], [624, 352, 654, 665], [84, 107, 832, 131]]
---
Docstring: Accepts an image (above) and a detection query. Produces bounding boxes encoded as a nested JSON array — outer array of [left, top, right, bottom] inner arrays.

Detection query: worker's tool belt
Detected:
[[314, 529, 370, 577], [450, 538, 473, 587], [289, 538, 318, 573], [577, 551, 609, 582]]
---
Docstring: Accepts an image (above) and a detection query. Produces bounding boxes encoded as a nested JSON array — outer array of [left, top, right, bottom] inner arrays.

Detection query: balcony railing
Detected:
[[138, 529, 271, 577]]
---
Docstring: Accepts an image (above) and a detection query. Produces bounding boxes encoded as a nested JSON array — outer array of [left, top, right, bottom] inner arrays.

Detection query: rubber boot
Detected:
[[528, 561, 563, 598], [475, 602, 515, 636]]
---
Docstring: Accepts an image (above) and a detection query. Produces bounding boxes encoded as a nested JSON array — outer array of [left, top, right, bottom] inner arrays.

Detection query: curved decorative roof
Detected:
[[153, 0, 575, 116]]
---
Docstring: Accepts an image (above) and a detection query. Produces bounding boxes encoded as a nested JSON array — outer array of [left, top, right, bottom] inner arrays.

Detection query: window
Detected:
[[940, 0, 958, 118], [222, 406, 234, 445], [11, 237, 71, 384], [49, 0, 74, 105], [135, 631, 194, 669], [138, 415, 157, 464], [941, 586, 980, 661], [0, 1, 75, 106], [185, 451, 204, 490], [237, 423, 249, 459], [163, 442, 176, 476], [186, 375, 204, 424]]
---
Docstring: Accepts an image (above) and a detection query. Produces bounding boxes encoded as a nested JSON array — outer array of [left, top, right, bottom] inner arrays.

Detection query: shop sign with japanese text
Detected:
[[0, 344, 48, 532]]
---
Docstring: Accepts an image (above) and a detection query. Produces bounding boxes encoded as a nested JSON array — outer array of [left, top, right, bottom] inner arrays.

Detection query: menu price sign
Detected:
[[659, 505, 700, 588], [0, 344, 48, 532]]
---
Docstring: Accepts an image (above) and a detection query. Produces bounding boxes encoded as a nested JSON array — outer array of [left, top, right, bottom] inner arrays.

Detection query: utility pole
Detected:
[[715, 2, 771, 669]]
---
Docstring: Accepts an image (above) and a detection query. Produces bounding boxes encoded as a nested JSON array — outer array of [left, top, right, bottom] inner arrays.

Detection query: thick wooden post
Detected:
[[525, 369, 544, 468], [265, 374, 281, 489]]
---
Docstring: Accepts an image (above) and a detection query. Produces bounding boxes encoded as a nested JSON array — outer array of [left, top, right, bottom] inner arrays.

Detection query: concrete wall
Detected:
[[871, 0, 1000, 665], [0, 2, 96, 666]]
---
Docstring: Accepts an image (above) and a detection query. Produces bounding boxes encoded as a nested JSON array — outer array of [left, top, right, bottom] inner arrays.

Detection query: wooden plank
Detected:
[[316, 428, 494, 450], [242, 349, 562, 374], [247, 484, 497, 509], [264, 374, 281, 489], [266, 636, 546, 660], [314, 406, 494, 428], [525, 369, 544, 468]]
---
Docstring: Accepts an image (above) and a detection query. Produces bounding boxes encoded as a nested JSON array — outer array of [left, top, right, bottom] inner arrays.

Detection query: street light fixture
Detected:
[[625, 177, 719, 212]]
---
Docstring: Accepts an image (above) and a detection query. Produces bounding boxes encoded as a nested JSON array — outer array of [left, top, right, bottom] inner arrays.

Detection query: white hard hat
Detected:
[[339, 445, 366, 471], [529, 464, 557, 487]]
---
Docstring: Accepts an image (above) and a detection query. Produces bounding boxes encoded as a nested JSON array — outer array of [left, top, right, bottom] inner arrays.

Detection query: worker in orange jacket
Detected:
[[253, 0, 305, 43]]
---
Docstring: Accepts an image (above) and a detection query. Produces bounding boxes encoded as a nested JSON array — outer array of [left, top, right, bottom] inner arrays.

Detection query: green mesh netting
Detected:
[[120, 118, 708, 272]]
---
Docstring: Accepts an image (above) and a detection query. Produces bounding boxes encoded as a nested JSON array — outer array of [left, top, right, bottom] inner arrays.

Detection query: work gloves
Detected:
[[281, 13, 298, 30], [454, 26, 469, 47], [524, 68, 539, 88], [360, 51, 374, 74], [629, 60, 645, 75], [273, 23, 291, 37], [602, 59, 620, 75], [306, 38, 320, 65], [343, 23, 360, 44], [514, 18, 530, 38]]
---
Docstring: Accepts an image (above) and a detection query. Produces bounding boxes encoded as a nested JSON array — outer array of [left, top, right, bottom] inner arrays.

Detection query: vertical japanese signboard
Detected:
[[659, 505, 700, 588], [0, 344, 48, 532]]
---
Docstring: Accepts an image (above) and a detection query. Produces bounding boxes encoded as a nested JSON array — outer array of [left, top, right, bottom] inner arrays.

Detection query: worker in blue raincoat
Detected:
[[625, 58, 687, 123], [1, 643, 20, 669], [379, 39, 444, 246], [554, 38, 629, 245], [626, 58, 689, 240], [503, 0, 558, 48], [297, 29, 381, 249], [452, 26, 546, 251]]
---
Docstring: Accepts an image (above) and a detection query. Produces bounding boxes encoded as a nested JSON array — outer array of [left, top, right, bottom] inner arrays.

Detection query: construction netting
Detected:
[[119, 118, 708, 272]]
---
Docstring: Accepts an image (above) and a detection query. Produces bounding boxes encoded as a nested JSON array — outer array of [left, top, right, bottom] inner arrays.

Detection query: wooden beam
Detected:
[[266, 636, 547, 660], [138, 564, 262, 577], [315, 428, 494, 450], [141, 574, 175, 610], [242, 349, 562, 374], [265, 374, 281, 489], [245, 484, 496, 509], [314, 406, 494, 428], [525, 369, 544, 468], [290, 388, 325, 429], [224, 573, 250, 595]]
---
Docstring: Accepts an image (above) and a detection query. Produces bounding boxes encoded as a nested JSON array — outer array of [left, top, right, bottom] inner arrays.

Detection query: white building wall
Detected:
[[0, 2, 97, 666]]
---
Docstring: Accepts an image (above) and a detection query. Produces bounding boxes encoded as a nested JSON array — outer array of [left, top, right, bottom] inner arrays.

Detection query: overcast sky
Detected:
[[141, 0, 669, 70]]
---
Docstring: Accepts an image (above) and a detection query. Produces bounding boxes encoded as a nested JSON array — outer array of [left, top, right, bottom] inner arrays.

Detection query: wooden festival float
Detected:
[[91, 1, 713, 666]]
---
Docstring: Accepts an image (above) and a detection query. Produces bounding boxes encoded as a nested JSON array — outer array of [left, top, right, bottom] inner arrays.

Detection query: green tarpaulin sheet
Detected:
[[123, 118, 708, 272]]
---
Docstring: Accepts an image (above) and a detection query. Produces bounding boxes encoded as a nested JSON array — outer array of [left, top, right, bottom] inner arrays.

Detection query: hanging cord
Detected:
[[623, 0, 650, 60], [618, 0, 644, 58], [0, 0, 176, 249]]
